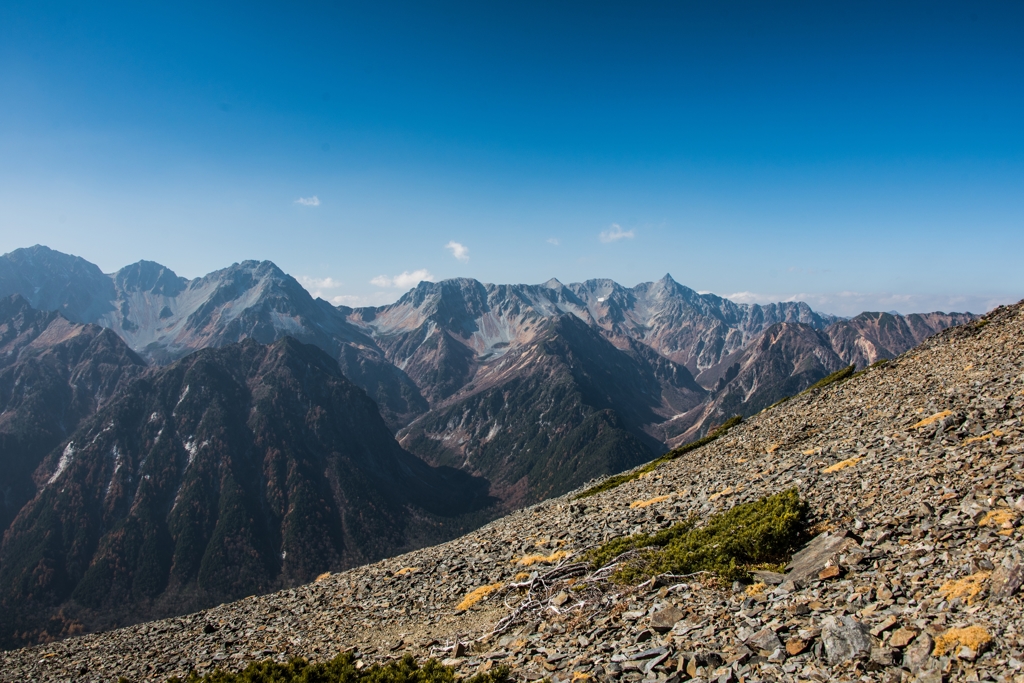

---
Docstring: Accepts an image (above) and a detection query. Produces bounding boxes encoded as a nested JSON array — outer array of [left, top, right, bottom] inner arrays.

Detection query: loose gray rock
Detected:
[[821, 615, 872, 664]]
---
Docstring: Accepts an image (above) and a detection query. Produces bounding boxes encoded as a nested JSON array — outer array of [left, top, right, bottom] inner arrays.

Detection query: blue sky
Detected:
[[1, 1, 1022, 315]]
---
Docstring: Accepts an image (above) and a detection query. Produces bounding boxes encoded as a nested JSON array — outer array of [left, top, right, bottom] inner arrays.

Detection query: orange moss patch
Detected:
[[514, 572, 531, 581], [745, 582, 767, 596], [455, 583, 503, 611], [515, 551, 567, 566], [938, 571, 990, 605], [822, 457, 862, 474], [933, 625, 992, 657], [630, 495, 672, 509], [911, 410, 953, 429], [978, 509, 1016, 528]]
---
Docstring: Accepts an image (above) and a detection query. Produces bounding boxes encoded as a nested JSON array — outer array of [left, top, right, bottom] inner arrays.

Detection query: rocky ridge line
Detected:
[[3, 302, 1022, 683]]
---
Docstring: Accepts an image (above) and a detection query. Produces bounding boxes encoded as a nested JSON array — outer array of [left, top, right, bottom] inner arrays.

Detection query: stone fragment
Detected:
[[869, 647, 895, 667], [650, 606, 684, 633], [869, 615, 897, 636], [818, 565, 841, 581], [783, 532, 860, 587], [785, 638, 809, 656], [551, 592, 569, 607], [991, 562, 1024, 598], [747, 627, 782, 653], [888, 627, 918, 648], [903, 632, 933, 673], [820, 615, 871, 664]]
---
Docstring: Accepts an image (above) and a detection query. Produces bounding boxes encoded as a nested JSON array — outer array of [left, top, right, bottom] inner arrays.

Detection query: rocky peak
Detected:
[[114, 260, 186, 297]]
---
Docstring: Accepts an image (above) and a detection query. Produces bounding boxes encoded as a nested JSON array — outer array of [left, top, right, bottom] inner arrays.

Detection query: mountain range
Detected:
[[0, 244, 975, 647]]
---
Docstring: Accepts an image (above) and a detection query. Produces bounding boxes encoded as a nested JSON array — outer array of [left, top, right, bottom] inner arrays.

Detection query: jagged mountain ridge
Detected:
[[0, 246, 426, 429], [0, 245, 974, 505], [0, 336, 493, 649], [398, 314, 707, 507]]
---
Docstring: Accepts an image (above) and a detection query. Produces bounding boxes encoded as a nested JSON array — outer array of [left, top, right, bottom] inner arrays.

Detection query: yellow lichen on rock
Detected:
[[938, 571, 990, 604], [708, 486, 734, 502], [455, 583, 503, 611], [978, 509, 1016, 528], [932, 625, 992, 657], [910, 410, 953, 429], [515, 551, 567, 566], [822, 457, 862, 474], [630, 495, 671, 509]]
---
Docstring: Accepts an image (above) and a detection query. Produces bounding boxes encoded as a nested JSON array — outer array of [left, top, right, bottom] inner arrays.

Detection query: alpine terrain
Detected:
[[2, 297, 1021, 683]]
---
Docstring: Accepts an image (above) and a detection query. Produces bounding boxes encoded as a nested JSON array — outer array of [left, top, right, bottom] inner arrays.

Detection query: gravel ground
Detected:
[[3, 301, 1023, 683]]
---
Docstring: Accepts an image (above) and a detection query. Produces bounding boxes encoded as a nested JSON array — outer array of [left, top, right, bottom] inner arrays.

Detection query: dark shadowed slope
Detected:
[[0, 294, 145, 535], [0, 337, 492, 649]]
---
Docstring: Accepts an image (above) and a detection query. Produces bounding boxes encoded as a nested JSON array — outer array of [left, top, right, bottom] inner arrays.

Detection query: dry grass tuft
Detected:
[[456, 583, 504, 611], [630, 495, 671, 509], [932, 625, 992, 656], [938, 571, 990, 604], [910, 410, 953, 429], [515, 551, 567, 566], [822, 457, 862, 474], [745, 582, 767, 596]]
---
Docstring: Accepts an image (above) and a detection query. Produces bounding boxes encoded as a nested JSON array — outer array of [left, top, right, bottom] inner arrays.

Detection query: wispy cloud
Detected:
[[445, 240, 470, 262], [370, 269, 435, 289], [599, 223, 635, 243], [546, 237, 560, 246], [295, 196, 320, 207], [298, 275, 344, 300]]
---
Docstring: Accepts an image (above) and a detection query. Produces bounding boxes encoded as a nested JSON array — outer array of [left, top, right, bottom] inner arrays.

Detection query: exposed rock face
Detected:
[[0, 337, 492, 650], [0, 294, 145, 535], [399, 315, 706, 507], [3, 301, 1018, 682], [826, 311, 977, 368]]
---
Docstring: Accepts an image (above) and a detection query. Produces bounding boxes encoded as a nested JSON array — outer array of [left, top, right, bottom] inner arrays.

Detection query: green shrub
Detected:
[[803, 365, 855, 393], [574, 417, 742, 500], [166, 653, 510, 683], [584, 489, 808, 583]]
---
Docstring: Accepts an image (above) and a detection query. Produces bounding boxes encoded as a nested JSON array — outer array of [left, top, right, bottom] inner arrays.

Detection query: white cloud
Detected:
[[295, 196, 320, 206], [445, 240, 470, 262], [370, 269, 435, 289], [599, 223, 635, 243], [546, 237, 560, 246], [298, 275, 346, 300]]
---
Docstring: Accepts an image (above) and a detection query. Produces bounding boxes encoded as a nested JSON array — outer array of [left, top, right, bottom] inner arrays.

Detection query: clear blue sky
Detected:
[[1, 1, 1022, 315]]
